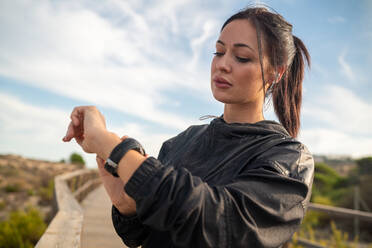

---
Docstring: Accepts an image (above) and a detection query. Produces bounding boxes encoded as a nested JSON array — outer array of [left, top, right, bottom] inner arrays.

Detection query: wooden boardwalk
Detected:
[[81, 185, 128, 248]]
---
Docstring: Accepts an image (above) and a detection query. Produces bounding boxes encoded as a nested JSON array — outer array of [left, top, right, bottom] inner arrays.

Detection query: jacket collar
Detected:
[[208, 115, 291, 139]]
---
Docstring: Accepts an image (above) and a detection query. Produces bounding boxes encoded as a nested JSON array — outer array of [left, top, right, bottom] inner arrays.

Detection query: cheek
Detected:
[[237, 65, 263, 91], [210, 57, 217, 74]]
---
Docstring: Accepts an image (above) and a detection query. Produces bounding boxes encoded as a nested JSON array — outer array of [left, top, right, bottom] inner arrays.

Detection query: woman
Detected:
[[63, 6, 314, 248]]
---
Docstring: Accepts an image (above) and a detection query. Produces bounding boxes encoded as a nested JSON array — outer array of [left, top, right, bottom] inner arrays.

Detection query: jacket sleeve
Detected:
[[123, 144, 314, 248], [111, 206, 150, 247], [111, 139, 175, 247]]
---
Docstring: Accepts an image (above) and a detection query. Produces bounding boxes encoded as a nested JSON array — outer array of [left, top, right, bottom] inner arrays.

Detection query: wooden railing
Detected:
[[35, 169, 101, 248], [296, 203, 372, 248]]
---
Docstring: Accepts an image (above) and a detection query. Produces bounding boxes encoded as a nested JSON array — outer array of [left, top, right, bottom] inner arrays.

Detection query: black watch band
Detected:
[[104, 138, 146, 177]]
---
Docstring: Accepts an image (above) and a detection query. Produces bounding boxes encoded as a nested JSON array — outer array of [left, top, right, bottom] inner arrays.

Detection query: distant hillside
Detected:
[[0, 154, 83, 223], [313, 154, 356, 176]]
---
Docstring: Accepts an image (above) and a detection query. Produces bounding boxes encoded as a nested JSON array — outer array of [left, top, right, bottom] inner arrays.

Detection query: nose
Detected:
[[215, 54, 232, 73]]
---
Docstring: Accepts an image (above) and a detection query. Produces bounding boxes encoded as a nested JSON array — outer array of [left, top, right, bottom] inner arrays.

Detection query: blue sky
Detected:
[[0, 0, 371, 167]]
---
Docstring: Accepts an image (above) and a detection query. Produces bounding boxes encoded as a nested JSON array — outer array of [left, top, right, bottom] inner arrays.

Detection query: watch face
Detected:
[[106, 158, 118, 168], [104, 162, 119, 177]]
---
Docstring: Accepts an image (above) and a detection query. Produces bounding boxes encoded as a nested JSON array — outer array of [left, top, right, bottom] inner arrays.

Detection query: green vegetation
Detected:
[[37, 179, 54, 205], [289, 156, 372, 246], [290, 221, 359, 248], [0, 207, 46, 248], [3, 183, 22, 193], [356, 157, 372, 175], [27, 189, 35, 196], [0, 201, 5, 211], [69, 152, 85, 168], [312, 162, 352, 207]]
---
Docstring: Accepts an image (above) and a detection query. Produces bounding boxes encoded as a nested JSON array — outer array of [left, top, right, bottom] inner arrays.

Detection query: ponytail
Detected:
[[272, 35, 310, 138]]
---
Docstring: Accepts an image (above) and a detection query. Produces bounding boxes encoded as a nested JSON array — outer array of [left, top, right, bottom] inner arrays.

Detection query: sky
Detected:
[[0, 0, 371, 168]]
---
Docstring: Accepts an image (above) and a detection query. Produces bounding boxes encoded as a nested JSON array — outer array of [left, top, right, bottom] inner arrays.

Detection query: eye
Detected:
[[213, 52, 224, 57], [236, 57, 251, 63]]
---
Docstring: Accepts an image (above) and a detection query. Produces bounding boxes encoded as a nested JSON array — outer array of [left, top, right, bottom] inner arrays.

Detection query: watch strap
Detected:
[[104, 138, 146, 177]]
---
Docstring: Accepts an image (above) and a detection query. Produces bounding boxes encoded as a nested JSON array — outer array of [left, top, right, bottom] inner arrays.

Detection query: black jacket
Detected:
[[111, 117, 314, 248]]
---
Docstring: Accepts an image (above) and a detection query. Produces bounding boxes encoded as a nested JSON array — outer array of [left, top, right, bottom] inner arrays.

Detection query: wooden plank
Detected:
[[81, 186, 127, 248]]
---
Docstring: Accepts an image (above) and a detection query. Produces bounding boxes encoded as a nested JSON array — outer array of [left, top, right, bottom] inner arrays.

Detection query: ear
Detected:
[[264, 66, 286, 93], [266, 66, 285, 86], [273, 66, 286, 83]]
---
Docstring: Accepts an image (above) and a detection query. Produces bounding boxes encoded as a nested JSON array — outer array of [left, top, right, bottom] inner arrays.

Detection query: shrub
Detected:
[[27, 189, 35, 196], [3, 184, 22, 193], [38, 179, 54, 205], [356, 157, 372, 175], [291, 221, 360, 248], [69, 153, 85, 168], [0, 207, 46, 248]]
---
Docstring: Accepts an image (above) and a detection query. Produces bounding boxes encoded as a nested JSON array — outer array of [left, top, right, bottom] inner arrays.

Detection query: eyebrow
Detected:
[[217, 40, 255, 52]]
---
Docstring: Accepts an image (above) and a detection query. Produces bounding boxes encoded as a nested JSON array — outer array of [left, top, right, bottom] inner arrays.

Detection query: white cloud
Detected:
[[303, 84, 372, 135], [338, 50, 355, 82], [299, 128, 372, 158], [0, 93, 175, 167], [188, 20, 218, 71], [301, 84, 372, 157], [328, 16, 346, 24], [0, 0, 220, 130], [0, 92, 85, 163]]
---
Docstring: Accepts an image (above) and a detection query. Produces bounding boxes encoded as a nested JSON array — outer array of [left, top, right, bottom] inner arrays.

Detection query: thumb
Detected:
[[96, 155, 105, 167]]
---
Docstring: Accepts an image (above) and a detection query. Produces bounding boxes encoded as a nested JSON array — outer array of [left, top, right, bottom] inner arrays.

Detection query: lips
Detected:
[[213, 76, 232, 89]]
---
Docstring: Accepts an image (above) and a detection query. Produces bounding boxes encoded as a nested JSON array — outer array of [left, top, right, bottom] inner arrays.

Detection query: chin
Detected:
[[212, 93, 236, 104]]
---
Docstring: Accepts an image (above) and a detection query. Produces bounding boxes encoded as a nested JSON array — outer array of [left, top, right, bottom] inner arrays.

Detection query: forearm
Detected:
[[97, 131, 147, 214]]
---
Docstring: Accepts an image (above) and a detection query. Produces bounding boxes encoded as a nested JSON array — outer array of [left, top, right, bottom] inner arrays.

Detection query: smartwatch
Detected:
[[104, 138, 146, 177]]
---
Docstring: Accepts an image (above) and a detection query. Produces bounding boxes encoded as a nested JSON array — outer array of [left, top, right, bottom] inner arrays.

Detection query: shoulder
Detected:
[[254, 137, 314, 187]]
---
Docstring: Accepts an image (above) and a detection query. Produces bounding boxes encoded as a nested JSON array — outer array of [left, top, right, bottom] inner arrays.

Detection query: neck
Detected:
[[223, 102, 264, 124]]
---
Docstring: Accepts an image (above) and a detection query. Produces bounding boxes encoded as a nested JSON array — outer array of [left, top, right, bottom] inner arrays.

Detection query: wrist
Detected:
[[95, 131, 121, 160], [114, 194, 136, 216]]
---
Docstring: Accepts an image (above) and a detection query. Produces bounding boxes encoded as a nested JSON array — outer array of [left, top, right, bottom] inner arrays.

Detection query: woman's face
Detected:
[[211, 19, 271, 106]]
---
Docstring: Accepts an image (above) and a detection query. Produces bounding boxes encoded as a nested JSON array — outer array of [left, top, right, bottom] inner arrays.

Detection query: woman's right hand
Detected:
[[96, 136, 137, 215]]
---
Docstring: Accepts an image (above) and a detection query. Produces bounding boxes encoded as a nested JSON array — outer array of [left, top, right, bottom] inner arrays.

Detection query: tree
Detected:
[[69, 153, 85, 168], [355, 157, 372, 175]]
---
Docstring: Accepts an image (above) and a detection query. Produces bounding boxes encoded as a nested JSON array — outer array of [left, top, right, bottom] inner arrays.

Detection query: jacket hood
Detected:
[[208, 115, 291, 139]]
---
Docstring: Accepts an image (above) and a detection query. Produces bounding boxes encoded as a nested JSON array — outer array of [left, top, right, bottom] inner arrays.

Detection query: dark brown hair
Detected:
[[221, 7, 310, 138]]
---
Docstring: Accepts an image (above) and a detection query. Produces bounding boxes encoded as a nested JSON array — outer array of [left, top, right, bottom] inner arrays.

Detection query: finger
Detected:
[[62, 122, 75, 142], [71, 106, 91, 126], [120, 135, 129, 141], [71, 106, 83, 126], [96, 155, 105, 166]]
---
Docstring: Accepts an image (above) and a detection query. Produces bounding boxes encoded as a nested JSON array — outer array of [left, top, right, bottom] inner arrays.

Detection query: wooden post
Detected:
[[354, 186, 360, 238]]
